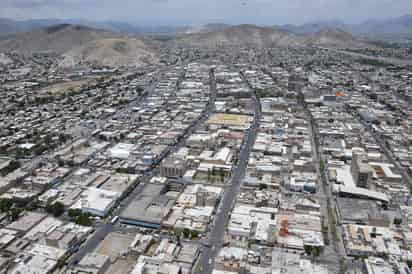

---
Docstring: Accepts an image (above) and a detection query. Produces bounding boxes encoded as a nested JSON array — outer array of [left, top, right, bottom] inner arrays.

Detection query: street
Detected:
[[194, 89, 261, 274]]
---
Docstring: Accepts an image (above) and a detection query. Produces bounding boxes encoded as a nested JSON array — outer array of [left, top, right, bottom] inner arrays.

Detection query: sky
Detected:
[[1, 0, 412, 26]]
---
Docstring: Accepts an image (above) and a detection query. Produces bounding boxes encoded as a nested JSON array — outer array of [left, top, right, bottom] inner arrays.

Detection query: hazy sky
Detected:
[[1, 0, 412, 25]]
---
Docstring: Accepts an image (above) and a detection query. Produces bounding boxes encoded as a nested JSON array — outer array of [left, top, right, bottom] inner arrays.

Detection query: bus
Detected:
[[110, 216, 119, 224]]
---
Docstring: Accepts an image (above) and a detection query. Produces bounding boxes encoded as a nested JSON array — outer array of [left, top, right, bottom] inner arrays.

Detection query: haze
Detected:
[[2, 0, 412, 25]]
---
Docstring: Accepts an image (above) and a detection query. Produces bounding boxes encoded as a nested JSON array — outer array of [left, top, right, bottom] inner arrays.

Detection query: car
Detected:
[[209, 259, 212, 264]]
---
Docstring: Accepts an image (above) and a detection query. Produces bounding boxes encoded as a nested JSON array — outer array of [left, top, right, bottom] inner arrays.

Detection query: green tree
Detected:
[[191, 230, 200, 239], [312, 246, 322, 257], [68, 208, 82, 218], [258, 183, 268, 190], [211, 167, 216, 178], [207, 169, 211, 181], [9, 207, 22, 221], [0, 160, 20, 176], [304, 245, 313, 256], [0, 198, 13, 213], [304, 245, 322, 257], [46, 202, 65, 217], [219, 167, 225, 182], [26, 199, 40, 211], [394, 217, 402, 226], [76, 213, 92, 226], [182, 228, 190, 238]]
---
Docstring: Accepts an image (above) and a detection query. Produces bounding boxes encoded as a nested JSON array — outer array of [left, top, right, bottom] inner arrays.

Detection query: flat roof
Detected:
[[336, 185, 389, 203], [120, 184, 176, 226], [6, 212, 46, 233], [207, 113, 252, 127]]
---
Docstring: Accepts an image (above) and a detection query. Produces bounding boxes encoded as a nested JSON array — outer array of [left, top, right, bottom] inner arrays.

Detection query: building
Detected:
[[69, 253, 110, 274], [71, 187, 119, 217], [160, 157, 187, 178], [120, 183, 179, 228], [351, 153, 373, 188]]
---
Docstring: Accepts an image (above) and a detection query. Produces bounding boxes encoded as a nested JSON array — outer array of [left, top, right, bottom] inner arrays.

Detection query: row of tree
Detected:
[[207, 167, 226, 182], [0, 198, 24, 221]]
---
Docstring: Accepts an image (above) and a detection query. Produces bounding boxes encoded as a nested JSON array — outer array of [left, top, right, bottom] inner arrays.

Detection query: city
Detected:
[[1, 4, 412, 274]]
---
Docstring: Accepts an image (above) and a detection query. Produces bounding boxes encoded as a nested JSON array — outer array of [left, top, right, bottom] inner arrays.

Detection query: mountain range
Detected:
[[0, 18, 188, 36], [0, 23, 371, 67], [0, 24, 158, 68], [278, 15, 412, 39], [1, 14, 412, 38], [173, 24, 368, 49]]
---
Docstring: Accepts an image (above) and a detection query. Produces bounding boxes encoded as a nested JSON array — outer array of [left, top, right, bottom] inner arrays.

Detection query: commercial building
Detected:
[[120, 183, 179, 228]]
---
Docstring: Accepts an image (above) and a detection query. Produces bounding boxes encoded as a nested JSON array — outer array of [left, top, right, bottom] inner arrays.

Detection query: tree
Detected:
[[182, 228, 190, 238], [26, 199, 40, 211], [59, 134, 68, 143], [76, 213, 92, 226], [394, 217, 402, 226], [191, 230, 200, 239], [319, 159, 325, 173], [312, 246, 322, 257], [304, 245, 321, 257], [219, 167, 225, 182], [0, 198, 13, 213], [68, 208, 82, 218], [258, 183, 268, 190], [207, 169, 211, 181], [9, 207, 22, 221], [46, 202, 65, 217], [211, 167, 216, 178], [0, 160, 20, 176], [304, 245, 313, 256]]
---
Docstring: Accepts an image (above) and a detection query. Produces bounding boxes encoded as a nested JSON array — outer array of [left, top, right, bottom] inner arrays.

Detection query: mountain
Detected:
[[2, 14, 412, 39], [173, 24, 305, 48], [0, 24, 114, 54], [0, 18, 70, 36], [356, 15, 412, 39], [183, 23, 232, 34], [278, 14, 412, 39], [0, 23, 368, 67], [0, 18, 190, 36], [279, 20, 348, 34], [173, 24, 365, 48], [59, 38, 158, 68], [304, 28, 368, 48], [0, 24, 158, 67]]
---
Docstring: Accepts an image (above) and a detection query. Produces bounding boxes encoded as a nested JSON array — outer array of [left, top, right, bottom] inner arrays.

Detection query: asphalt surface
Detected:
[[324, 48, 412, 66], [194, 86, 261, 273], [306, 107, 346, 273], [68, 66, 217, 267], [66, 77, 159, 266]]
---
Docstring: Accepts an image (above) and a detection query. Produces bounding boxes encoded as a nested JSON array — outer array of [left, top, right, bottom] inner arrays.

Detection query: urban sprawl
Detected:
[[0, 46, 412, 274]]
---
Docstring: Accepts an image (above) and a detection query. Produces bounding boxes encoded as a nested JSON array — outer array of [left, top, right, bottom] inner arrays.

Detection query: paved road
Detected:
[[347, 70, 412, 190], [67, 178, 149, 265], [68, 65, 217, 266], [305, 108, 346, 273], [194, 80, 261, 274], [351, 109, 412, 196], [322, 47, 412, 66], [66, 76, 160, 266]]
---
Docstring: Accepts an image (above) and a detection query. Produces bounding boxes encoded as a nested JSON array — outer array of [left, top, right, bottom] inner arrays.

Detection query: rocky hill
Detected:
[[173, 24, 367, 49], [59, 38, 158, 68], [0, 23, 370, 68], [0, 24, 158, 67], [304, 28, 369, 48], [174, 24, 305, 48]]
